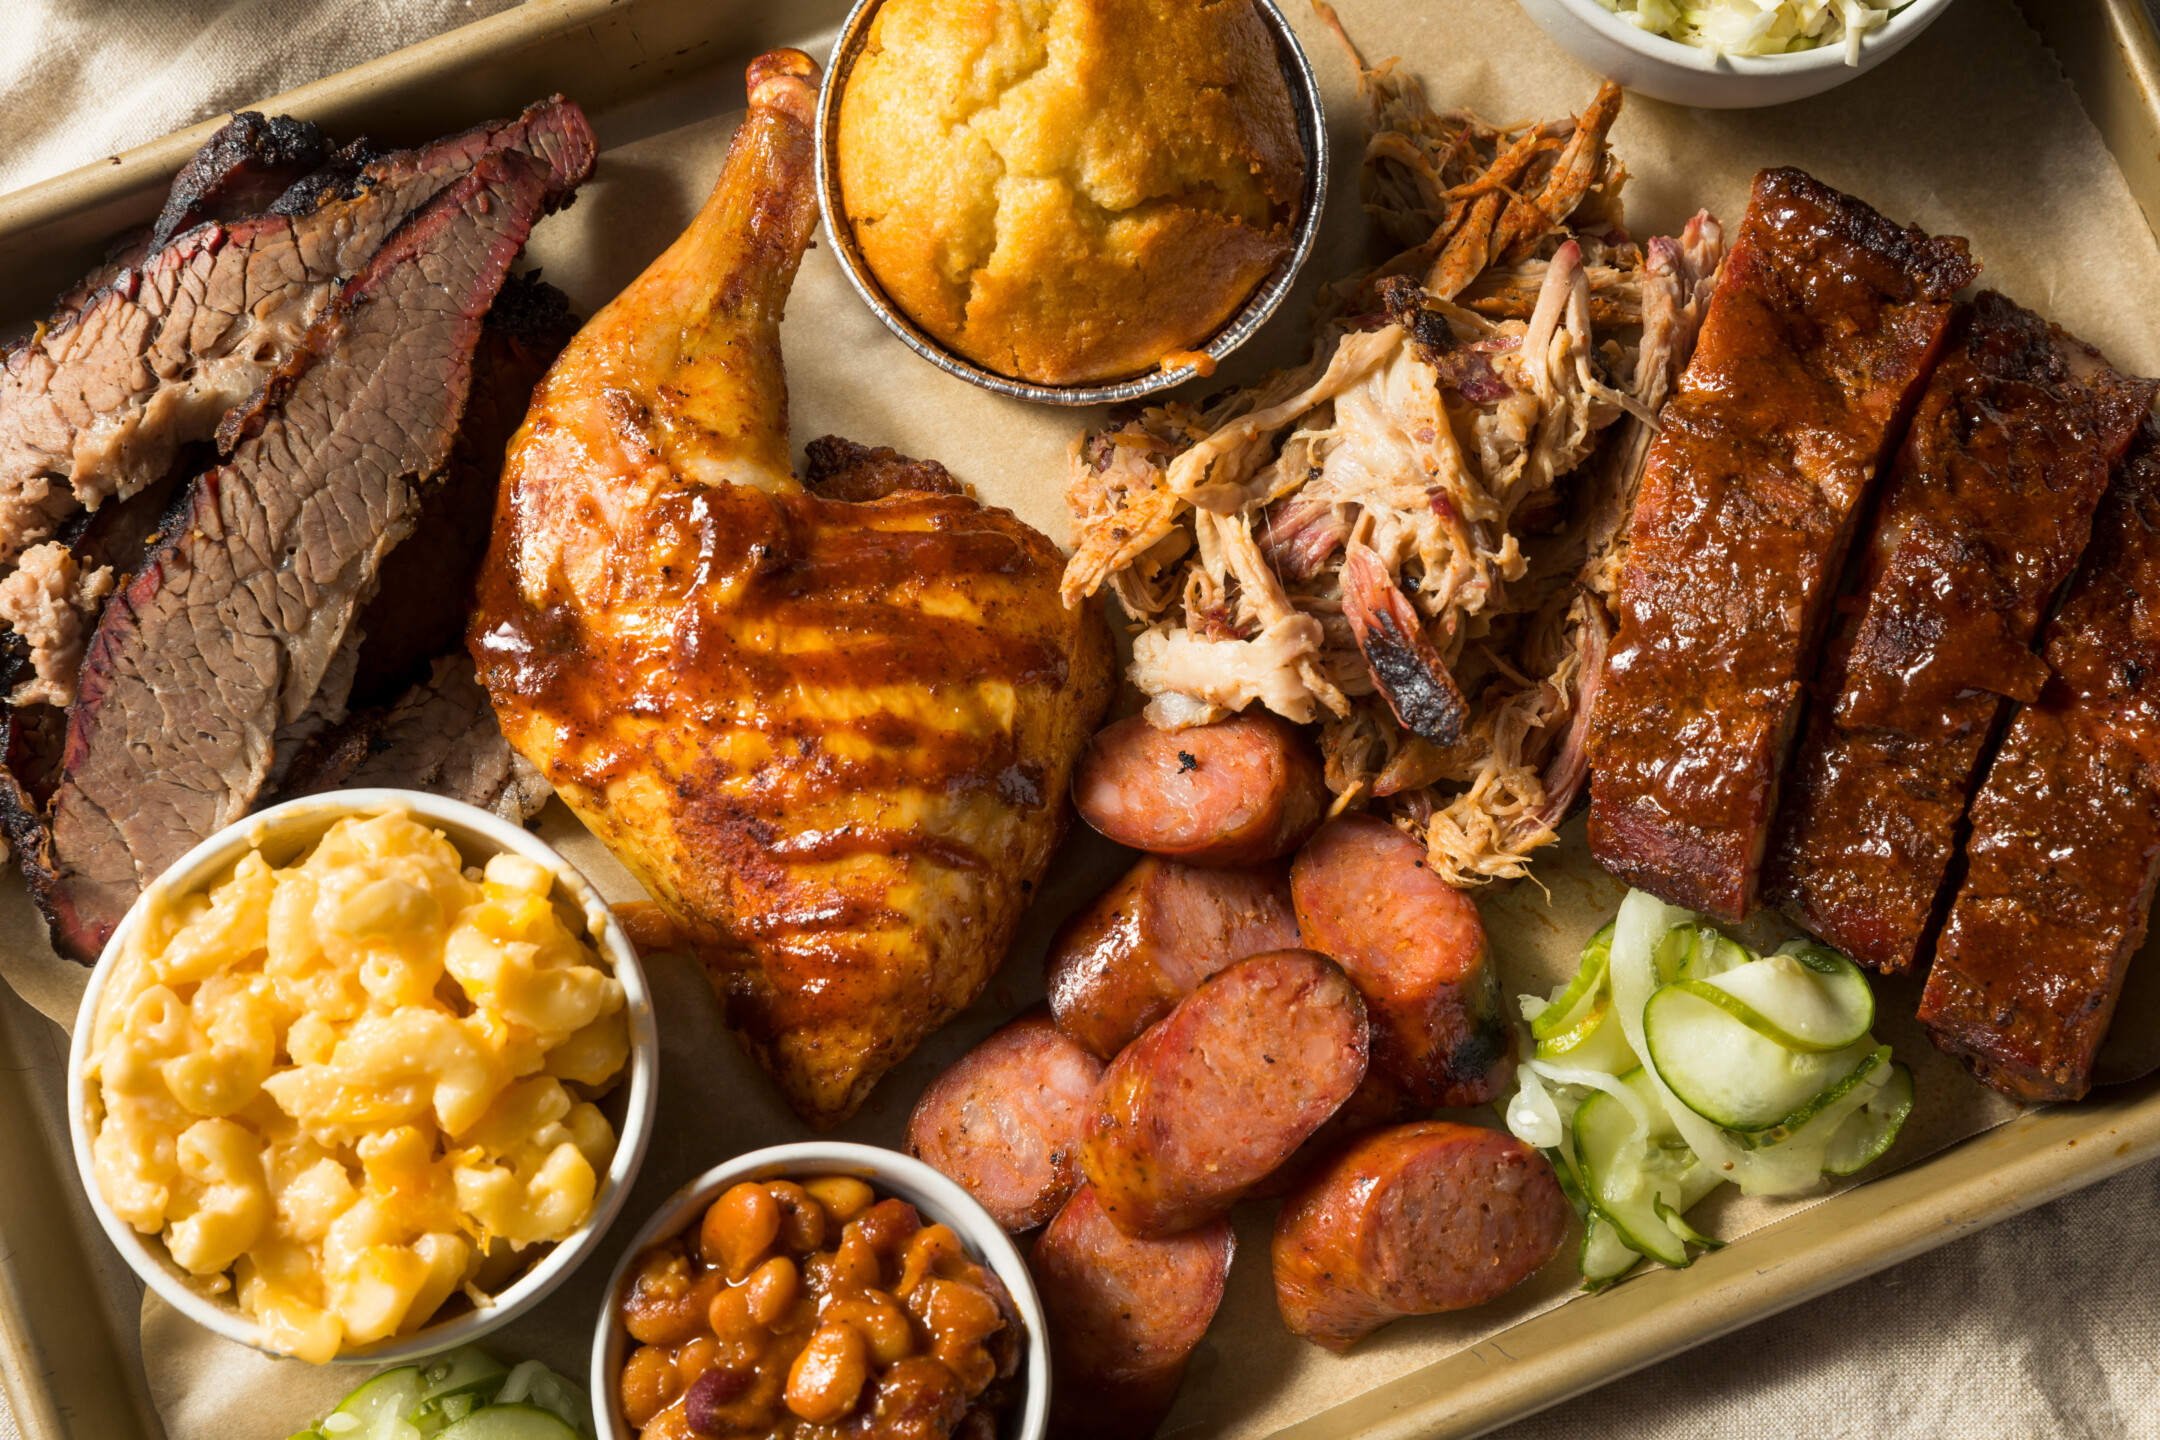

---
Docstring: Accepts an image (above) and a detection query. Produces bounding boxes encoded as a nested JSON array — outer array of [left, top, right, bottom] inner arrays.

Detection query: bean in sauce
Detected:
[[619, 1178, 1022, 1438]]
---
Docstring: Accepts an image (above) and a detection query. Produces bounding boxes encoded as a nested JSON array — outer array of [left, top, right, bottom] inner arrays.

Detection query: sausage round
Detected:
[[1072, 712, 1327, 866], [1272, 1121, 1570, 1352], [1080, 949, 1368, 1239], [1030, 1182, 1234, 1440], [1291, 815, 1515, 1107], [904, 1006, 1104, 1232], [1043, 855, 1301, 1060], [1245, 1067, 1417, 1201]]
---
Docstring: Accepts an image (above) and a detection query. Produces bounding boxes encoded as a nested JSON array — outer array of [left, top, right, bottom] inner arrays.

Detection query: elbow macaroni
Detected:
[[87, 811, 630, 1363]]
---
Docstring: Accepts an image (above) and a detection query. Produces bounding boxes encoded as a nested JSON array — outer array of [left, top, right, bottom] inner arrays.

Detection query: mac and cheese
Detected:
[[87, 810, 630, 1362]]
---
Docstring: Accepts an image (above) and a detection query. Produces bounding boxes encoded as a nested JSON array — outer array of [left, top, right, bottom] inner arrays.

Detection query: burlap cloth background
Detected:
[[2, 0, 2158, 1436]]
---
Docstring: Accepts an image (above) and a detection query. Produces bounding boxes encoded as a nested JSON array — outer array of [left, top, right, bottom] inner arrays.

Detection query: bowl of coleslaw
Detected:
[[1516, 0, 1954, 109]]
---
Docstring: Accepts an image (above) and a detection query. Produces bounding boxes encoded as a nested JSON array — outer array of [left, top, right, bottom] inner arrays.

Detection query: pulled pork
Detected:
[[1062, 51, 1727, 886], [0, 542, 114, 707]]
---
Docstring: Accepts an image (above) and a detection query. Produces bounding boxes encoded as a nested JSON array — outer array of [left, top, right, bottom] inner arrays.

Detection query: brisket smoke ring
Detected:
[[0, 100, 595, 961]]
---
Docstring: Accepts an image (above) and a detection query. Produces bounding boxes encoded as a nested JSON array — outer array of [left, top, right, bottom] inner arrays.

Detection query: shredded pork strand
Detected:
[[0, 541, 115, 707], [1062, 44, 1728, 886]]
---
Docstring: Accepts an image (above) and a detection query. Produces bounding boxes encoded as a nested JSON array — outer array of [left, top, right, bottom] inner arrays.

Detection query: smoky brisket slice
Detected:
[[1765, 294, 2154, 971], [1585, 167, 1976, 922], [347, 274, 577, 710], [149, 111, 334, 253], [1920, 424, 2160, 1102], [0, 96, 593, 562], [36, 149, 556, 961]]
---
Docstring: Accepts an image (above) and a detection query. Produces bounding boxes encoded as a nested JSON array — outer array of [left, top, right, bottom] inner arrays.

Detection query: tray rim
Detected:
[[2, 1, 2159, 1437]]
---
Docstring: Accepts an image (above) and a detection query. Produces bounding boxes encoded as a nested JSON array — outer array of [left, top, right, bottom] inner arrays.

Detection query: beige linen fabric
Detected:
[[2, 2, 2159, 1439]]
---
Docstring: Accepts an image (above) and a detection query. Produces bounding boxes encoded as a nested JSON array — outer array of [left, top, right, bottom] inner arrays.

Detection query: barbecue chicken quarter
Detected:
[[470, 49, 1113, 1128]]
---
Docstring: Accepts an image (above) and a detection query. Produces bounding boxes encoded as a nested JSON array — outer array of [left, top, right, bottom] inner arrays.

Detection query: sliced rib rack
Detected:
[[1764, 293, 2154, 972], [1586, 166, 1977, 922], [1920, 424, 2160, 1102]]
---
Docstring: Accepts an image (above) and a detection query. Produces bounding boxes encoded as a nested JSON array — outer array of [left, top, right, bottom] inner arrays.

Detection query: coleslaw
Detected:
[[1595, 0, 1918, 64]]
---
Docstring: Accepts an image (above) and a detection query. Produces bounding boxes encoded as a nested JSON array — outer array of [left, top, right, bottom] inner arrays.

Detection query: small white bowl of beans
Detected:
[[594, 1143, 1049, 1440]]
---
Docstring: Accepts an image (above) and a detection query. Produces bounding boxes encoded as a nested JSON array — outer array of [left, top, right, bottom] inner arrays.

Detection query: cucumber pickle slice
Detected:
[[1822, 1061, 1915, 1175], [1573, 1068, 1700, 1268], [1532, 921, 1614, 1040], [1643, 981, 1878, 1132], [1580, 1214, 1643, 1290]]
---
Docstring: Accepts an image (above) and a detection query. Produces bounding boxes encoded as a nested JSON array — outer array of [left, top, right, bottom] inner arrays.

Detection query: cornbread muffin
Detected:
[[838, 0, 1305, 386]]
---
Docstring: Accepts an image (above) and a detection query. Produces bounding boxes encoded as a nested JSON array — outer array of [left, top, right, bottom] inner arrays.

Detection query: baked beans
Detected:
[[619, 1178, 1021, 1438]]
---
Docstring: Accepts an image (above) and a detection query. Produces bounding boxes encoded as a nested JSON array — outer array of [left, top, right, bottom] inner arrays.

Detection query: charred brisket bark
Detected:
[[35, 147, 561, 959], [0, 97, 592, 561]]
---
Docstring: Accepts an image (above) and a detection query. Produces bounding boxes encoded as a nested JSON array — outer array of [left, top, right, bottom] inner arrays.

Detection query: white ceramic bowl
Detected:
[[1515, 0, 1956, 108], [67, 789, 659, 1363], [592, 1142, 1051, 1440]]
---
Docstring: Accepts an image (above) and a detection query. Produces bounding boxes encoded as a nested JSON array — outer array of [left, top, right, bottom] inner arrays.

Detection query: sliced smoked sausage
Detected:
[[1080, 949, 1368, 1239], [1246, 1067, 1417, 1201], [1291, 815, 1515, 1107], [1030, 1182, 1234, 1440], [905, 1007, 1104, 1232], [1072, 712, 1327, 866], [1043, 855, 1300, 1060], [1272, 1121, 1570, 1352]]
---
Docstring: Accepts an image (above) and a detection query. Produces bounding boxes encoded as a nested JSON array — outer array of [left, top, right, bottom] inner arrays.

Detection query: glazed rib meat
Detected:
[[34, 144, 572, 959], [1586, 166, 1977, 921], [472, 50, 1113, 1128], [1765, 294, 2154, 971], [1920, 425, 2160, 1102]]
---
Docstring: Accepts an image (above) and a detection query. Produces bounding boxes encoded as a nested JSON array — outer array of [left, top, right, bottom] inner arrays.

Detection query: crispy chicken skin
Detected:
[[471, 50, 1114, 1128]]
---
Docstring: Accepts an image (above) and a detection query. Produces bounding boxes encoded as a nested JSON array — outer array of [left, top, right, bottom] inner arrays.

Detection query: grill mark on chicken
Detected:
[[1764, 294, 2154, 972], [1586, 166, 1978, 922], [1920, 424, 2160, 1101], [474, 48, 1114, 1127]]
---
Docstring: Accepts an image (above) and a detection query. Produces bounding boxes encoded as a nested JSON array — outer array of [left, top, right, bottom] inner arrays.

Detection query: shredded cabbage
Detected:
[[1595, 0, 1917, 65]]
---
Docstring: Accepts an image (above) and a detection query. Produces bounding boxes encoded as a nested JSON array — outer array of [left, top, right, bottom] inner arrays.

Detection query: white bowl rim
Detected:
[[1545, 0, 1958, 75], [66, 787, 661, 1364], [590, 1141, 1051, 1440]]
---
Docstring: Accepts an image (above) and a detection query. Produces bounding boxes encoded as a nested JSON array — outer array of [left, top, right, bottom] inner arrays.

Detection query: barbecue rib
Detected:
[[1765, 294, 2154, 971], [1586, 167, 1977, 922], [472, 50, 1114, 1128], [1919, 424, 2160, 1102]]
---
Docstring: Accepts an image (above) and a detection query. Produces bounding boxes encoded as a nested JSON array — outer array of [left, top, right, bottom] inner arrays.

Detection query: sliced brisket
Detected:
[[348, 274, 576, 710], [1585, 167, 1976, 922], [1920, 425, 2160, 1101], [149, 111, 334, 253], [1765, 295, 2154, 972], [0, 97, 592, 562], [275, 654, 551, 823], [36, 147, 557, 960]]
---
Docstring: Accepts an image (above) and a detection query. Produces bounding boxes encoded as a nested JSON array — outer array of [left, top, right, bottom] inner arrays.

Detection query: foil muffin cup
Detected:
[[814, 0, 1330, 407]]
